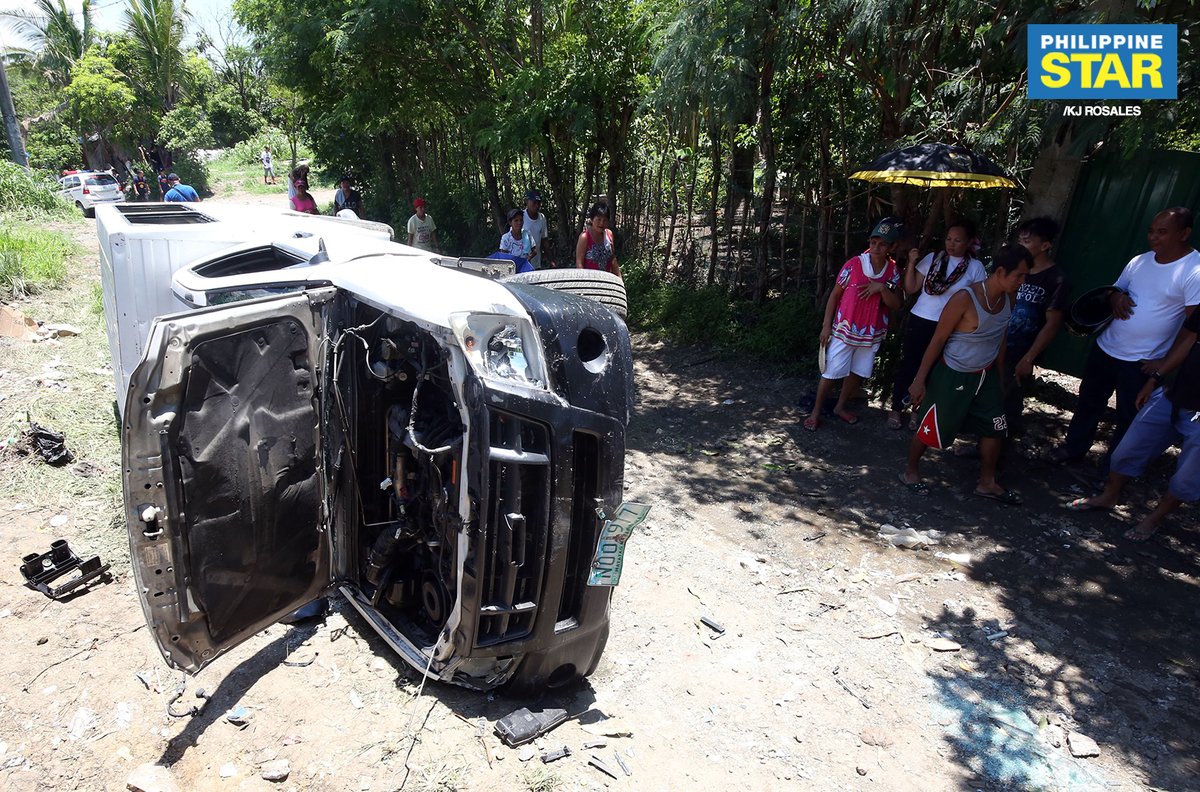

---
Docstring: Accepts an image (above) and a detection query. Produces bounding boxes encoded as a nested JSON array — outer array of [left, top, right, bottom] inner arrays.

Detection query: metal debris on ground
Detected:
[[700, 615, 725, 635], [878, 524, 942, 548], [225, 705, 253, 728], [20, 539, 111, 599], [541, 746, 571, 764], [495, 707, 569, 747], [583, 740, 607, 749], [614, 751, 633, 776], [166, 680, 208, 718], [588, 755, 620, 779]]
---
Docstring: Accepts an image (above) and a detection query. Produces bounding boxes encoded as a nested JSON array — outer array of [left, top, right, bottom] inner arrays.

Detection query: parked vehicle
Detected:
[[96, 202, 640, 692], [58, 171, 126, 217]]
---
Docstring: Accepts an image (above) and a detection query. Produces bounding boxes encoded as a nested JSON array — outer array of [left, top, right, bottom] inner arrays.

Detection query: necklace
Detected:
[[981, 283, 998, 312]]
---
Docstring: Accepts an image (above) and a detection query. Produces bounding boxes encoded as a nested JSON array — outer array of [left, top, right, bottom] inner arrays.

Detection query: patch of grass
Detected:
[[89, 282, 104, 317], [524, 767, 560, 792], [0, 224, 76, 298], [208, 148, 330, 197], [624, 257, 823, 369], [0, 161, 73, 219]]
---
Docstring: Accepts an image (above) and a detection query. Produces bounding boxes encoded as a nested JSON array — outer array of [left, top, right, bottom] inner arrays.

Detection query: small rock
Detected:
[[37, 637, 48, 645], [260, 759, 290, 781], [859, 727, 894, 748], [44, 323, 82, 338], [219, 763, 237, 778], [856, 766, 868, 776], [518, 746, 536, 762], [127, 763, 182, 792], [50, 514, 69, 528], [924, 637, 962, 652], [1067, 731, 1100, 758]]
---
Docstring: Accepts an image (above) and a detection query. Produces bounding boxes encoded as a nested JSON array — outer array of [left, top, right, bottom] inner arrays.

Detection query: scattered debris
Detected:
[[924, 637, 962, 652], [700, 615, 725, 635], [70, 460, 104, 478], [831, 667, 871, 710], [0, 305, 39, 340], [349, 690, 364, 709], [259, 759, 291, 781], [126, 763, 181, 792], [20, 539, 111, 599], [860, 727, 894, 748], [1067, 731, 1101, 758], [583, 740, 607, 749], [588, 755, 620, 779], [540, 746, 571, 764], [43, 323, 82, 338], [878, 524, 941, 548], [225, 706, 253, 728], [517, 746, 536, 762], [934, 551, 973, 566], [986, 630, 1009, 642], [218, 763, 237, 778], [859, 626, 898, 639], [166, 680, 208, 718], [495, 707, 569, 747], [580, 716, 633, 738], [19, 422, 75, 466], [613, 751, 633, 776]]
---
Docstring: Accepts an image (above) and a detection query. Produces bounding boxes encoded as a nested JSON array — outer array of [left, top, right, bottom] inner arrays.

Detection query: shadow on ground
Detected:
[[627, 335, 1198, 791]]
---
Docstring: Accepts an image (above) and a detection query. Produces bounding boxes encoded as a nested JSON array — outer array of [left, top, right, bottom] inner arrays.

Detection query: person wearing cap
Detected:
[[804, 218, 902, 431], [163, 173, 199, 202], [261, 146, 276, 185], [1051, 207, 1200, 466], [1003, 216, 1071, 435], [407, 198, 440, 253], [523, 190, 550, 268], [334, 175, 363, 217]]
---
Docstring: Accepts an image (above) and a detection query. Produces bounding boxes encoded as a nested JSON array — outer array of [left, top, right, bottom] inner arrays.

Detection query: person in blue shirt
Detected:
[[163, 173, 200, 203]]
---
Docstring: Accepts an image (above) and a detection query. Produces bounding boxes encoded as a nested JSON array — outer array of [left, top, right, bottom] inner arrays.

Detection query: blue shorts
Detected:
[[1109, 388, 1200, 502]]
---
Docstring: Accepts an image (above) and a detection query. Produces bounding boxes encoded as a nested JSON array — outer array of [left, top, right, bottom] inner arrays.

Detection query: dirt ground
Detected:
[[1, 192, 1198, 792]]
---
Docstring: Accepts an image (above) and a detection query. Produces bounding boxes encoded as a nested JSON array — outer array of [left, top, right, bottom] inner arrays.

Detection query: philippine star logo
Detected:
[[1028, 24, 1177, 114]]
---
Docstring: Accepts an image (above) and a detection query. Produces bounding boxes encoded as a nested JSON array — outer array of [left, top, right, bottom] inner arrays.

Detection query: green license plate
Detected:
[[587, 502, 650, 587]]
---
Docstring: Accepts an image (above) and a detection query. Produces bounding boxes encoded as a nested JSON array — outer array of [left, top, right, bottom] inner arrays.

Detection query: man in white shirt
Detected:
[[406, 198, 440, 253], [1053, 206, 1199, 465], [522, 190, 550, 268]]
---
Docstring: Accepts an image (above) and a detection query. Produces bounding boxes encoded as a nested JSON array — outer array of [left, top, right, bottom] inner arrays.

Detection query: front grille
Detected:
[[558, 431, 600, 624], [476, 412, 551, 646]]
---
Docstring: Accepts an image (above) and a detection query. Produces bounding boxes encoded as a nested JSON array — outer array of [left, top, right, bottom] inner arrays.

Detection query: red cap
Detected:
[[413, 197, 426, 208]]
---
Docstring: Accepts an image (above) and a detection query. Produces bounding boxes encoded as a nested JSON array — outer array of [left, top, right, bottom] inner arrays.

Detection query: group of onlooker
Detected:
[[807, 206, 1199, 541]]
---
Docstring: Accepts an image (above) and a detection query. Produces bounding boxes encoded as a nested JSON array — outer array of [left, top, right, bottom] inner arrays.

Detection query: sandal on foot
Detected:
[[974, 488, 1023, 505], [908, 412, 920, 432], [886, 412, 903, 430], [802, 416, 819, 432], [1123, 526, 1158, 543], [1064, 497, 1110, 512], [897, 473, 930, 496], [835, 411, 859, 425]]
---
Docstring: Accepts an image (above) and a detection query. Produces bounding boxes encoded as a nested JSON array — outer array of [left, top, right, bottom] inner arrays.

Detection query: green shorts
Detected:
[[915, 362, 1007, 450]]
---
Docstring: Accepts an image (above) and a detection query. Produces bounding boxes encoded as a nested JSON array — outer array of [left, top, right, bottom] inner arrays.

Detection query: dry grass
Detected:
[[0, 215, 124, 561]]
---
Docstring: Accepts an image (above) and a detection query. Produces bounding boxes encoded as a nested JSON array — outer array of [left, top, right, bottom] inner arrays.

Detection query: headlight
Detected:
[[449, 313, 549, 390]]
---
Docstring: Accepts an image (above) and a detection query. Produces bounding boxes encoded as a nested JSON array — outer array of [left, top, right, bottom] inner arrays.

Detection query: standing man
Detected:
[[132, 169, 150, 202], [900, 244, 1034, 503], [523, 190, 550, 268], [157, 171, 170, 198], [1068, 310, 1200, 541], [1004, 216, 1071, 434], [334, 175, 363, 217], [407, 198, 441, 254], [163, 173, 200, 203], [1051, 207, 1199, 465], [262, 146, 276, 185]]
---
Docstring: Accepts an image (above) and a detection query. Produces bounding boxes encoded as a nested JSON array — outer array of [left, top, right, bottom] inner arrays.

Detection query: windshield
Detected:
[[86, 175, 117, 186]]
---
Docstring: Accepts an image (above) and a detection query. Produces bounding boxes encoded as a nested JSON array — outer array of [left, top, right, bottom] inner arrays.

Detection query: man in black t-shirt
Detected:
[[1005, 217, 1070, 433], [1068, 308, 1200, 540], [334, 175, 363, 217]]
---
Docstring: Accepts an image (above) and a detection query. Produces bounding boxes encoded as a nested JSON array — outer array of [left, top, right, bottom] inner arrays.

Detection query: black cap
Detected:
[[1066, 286, 1118, 337], [525, 190, 541, 202]]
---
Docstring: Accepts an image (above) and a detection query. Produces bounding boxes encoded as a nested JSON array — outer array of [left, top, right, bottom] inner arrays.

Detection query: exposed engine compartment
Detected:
[[329, 301, 467, 650]]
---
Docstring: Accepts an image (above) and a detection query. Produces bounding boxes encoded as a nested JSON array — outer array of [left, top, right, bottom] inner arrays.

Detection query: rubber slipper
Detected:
[[897, 473, 930, 496], [1064, 498, 1110, 512], [802, 416, 819, 432], [886, 413, 903, 430], [1123, 526, 1158, 543], [835, 411, 859, 425], [974, 488, 1023, 506], [907, 413, 920, 432]]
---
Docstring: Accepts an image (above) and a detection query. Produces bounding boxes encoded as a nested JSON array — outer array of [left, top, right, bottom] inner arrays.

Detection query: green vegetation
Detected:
[[0, 161, 73, 218], [0, 224, 75, 298]]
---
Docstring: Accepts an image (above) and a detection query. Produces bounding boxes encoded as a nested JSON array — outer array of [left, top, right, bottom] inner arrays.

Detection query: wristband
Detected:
[[1151, 370, 1163, 383]]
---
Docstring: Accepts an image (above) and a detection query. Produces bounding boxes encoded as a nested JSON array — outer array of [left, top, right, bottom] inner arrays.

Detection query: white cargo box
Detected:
[[95, 202, 396, 413]]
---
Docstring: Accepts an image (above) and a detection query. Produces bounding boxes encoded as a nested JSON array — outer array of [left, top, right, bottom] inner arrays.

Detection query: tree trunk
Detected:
[[541, 126, 573, 266], [706, 124, 722, 286], [752, 0, 779, 303], [478, 147, 505, 232], [661, 152, 681, 278], [815, 118, 831, 300]]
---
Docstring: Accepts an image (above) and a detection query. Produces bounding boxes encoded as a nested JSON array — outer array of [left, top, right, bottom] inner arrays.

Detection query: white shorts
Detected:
[[822, 337, 881, 380]]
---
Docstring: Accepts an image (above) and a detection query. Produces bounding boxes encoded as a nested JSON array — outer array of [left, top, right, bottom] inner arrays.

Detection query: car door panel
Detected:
[[123, 288, 335, 672]]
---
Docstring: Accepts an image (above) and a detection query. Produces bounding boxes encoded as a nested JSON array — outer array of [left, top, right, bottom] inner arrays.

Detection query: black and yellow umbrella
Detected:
[[850, 143, 1018, 189]]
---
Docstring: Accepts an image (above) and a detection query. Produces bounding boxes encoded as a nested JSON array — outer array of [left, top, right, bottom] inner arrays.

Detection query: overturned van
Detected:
[[98, 203, 642, 692]]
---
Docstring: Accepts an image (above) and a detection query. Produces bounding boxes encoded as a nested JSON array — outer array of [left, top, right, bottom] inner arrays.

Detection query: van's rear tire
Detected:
[[502, 268, 627, 319]]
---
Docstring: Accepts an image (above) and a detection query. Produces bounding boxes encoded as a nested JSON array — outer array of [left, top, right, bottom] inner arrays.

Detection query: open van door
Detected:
[[122, 288, 336, 673]]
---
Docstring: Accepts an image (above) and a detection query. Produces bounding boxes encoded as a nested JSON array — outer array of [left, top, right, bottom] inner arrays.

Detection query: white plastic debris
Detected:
[[935, 551, 973, 566], [878, 524, 940, 548]]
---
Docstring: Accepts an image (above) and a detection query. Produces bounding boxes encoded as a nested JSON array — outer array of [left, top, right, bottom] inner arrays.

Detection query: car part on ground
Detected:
[[502, 269, 628, 319], [21, 539, 112, 599]]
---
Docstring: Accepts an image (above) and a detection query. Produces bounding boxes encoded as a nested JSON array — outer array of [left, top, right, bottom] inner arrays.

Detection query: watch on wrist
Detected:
[[1151, 370, 1163, 383]]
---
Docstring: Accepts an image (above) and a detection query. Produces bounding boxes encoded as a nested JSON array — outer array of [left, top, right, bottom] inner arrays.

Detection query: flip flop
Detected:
[[1123, 526, 1158, 543], [907, 412, 920, 432], [897, 473, 930, 496], [834, 411, 859, 425], [974, 488, 1023, 506], [886, 413, 903, 430], [802, 416, 819, 432], [1064, 498, 1111, 512]]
